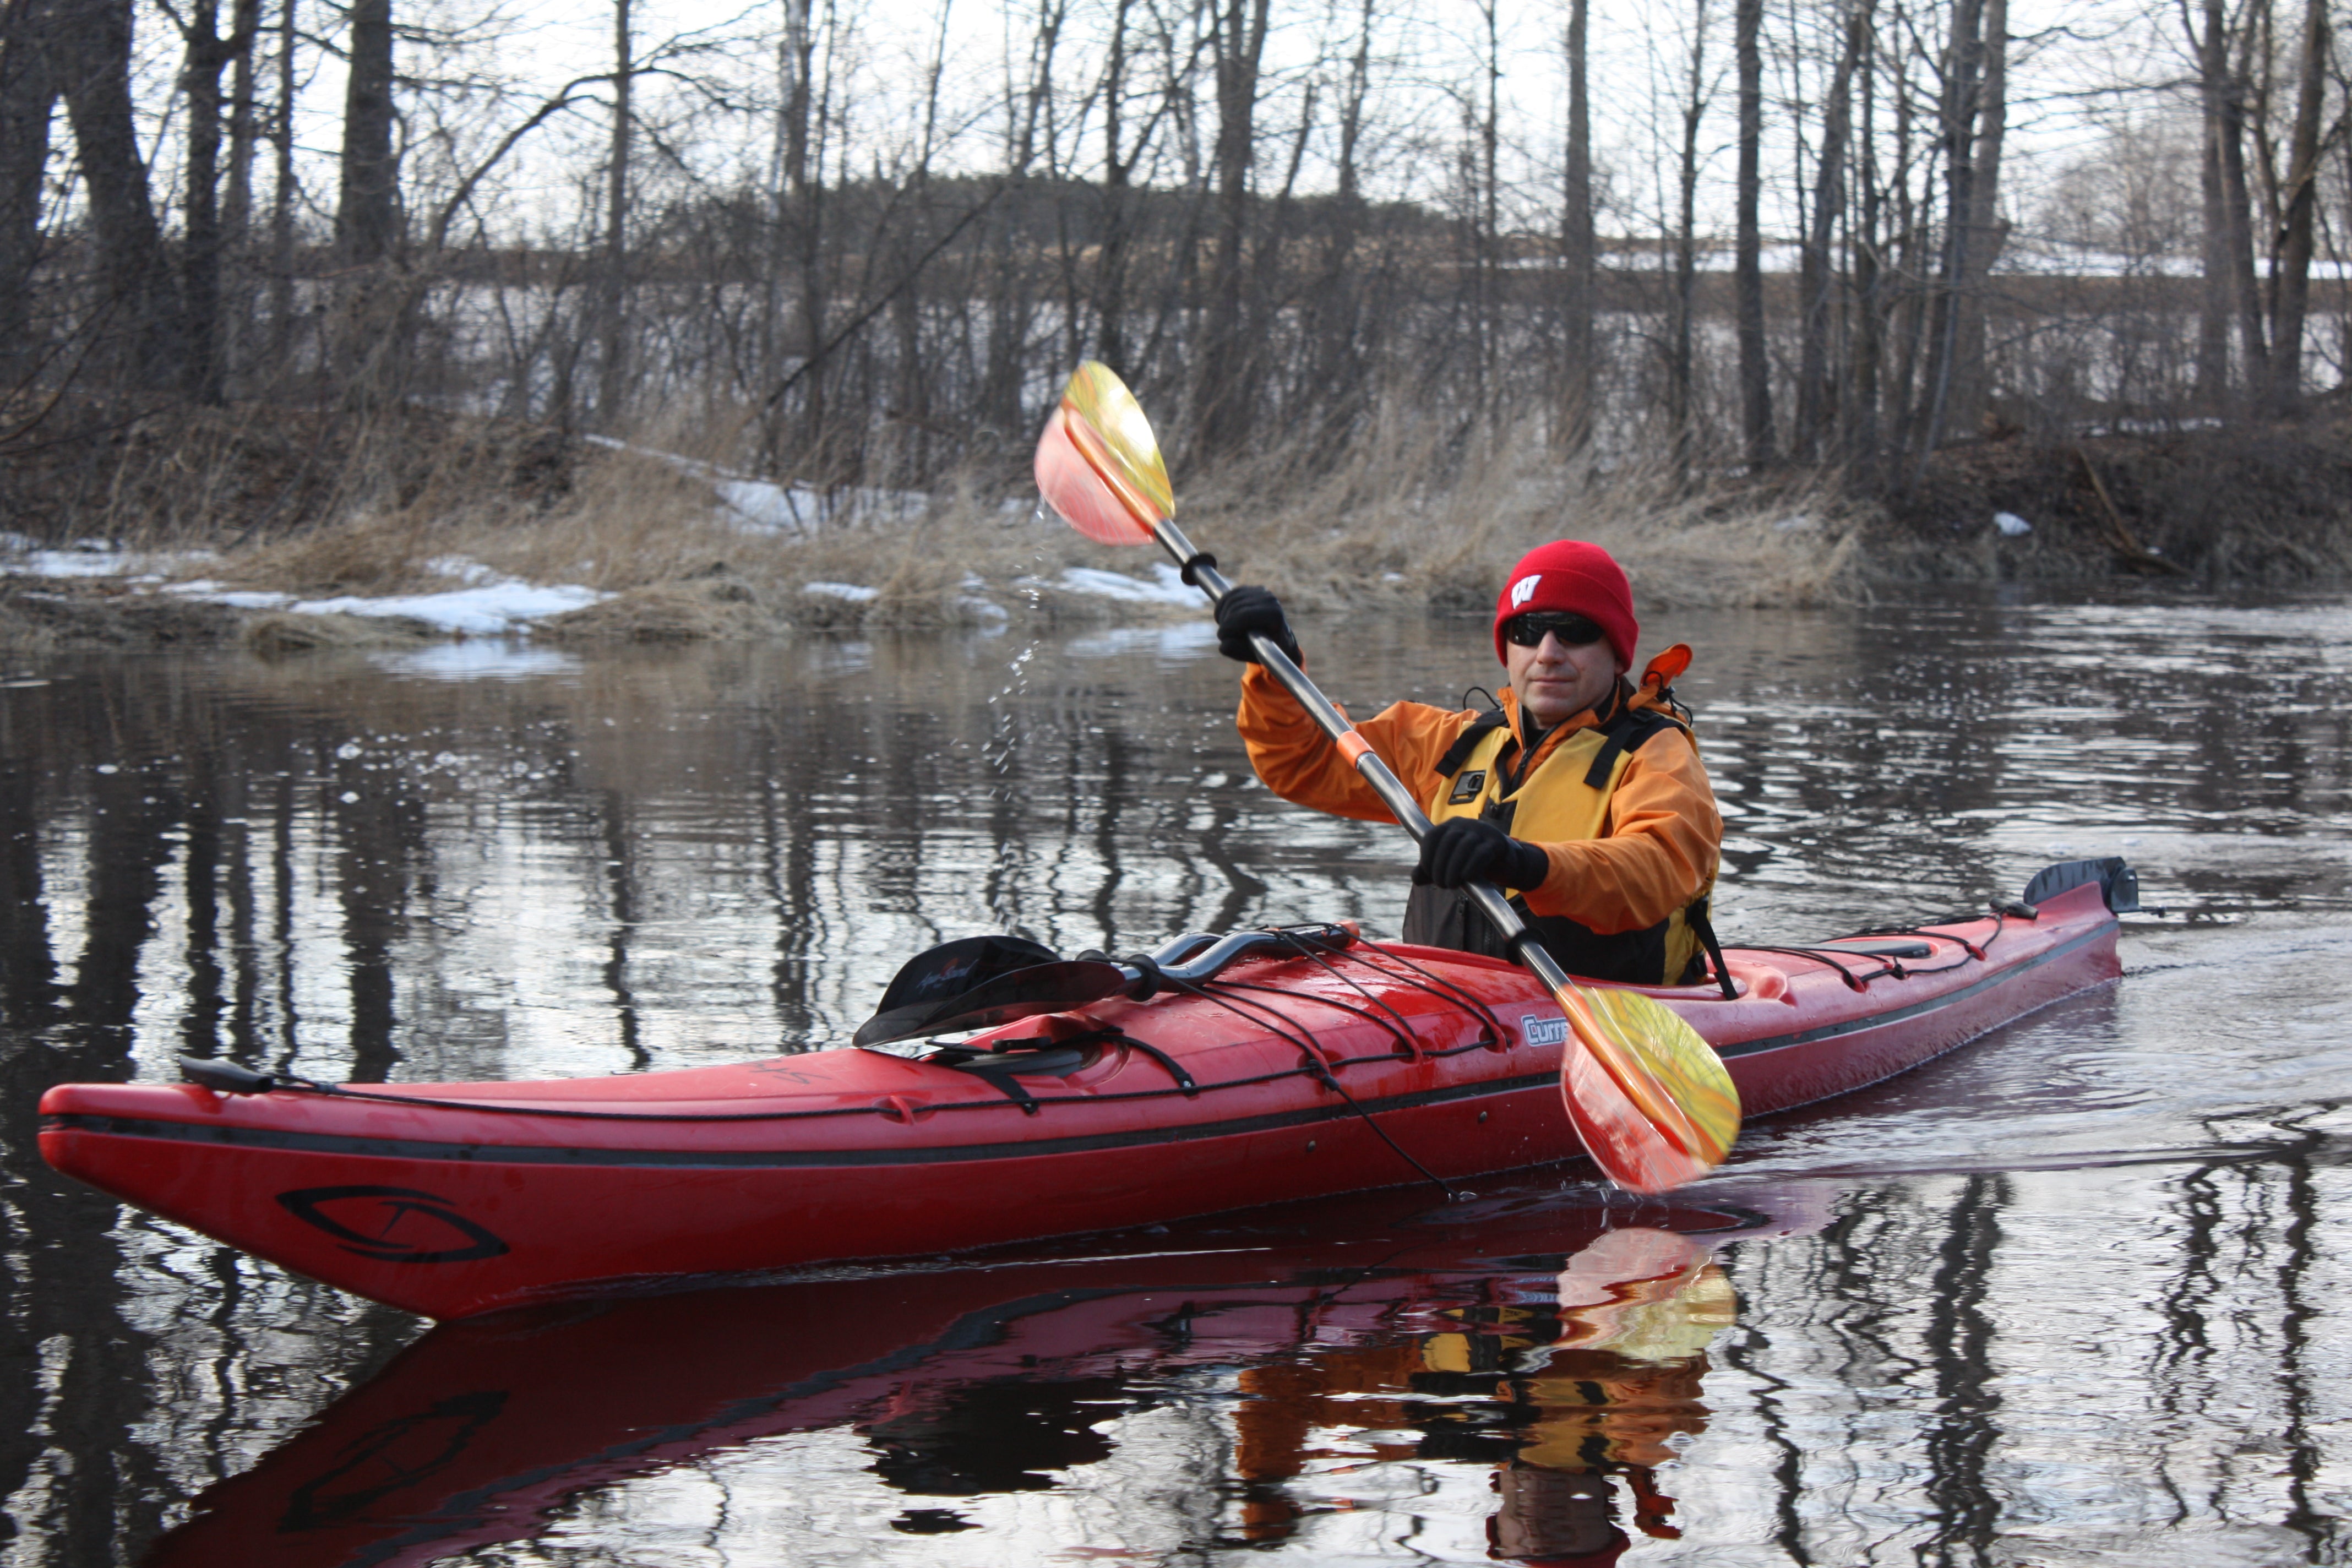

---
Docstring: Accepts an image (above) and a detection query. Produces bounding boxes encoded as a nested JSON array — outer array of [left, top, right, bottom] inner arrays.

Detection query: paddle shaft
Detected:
[[1147, 519, 1703, 1153]]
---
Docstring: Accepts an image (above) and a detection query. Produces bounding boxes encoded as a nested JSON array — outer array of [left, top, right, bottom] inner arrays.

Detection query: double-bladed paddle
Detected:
[[1031, 361, 1740, 1193]]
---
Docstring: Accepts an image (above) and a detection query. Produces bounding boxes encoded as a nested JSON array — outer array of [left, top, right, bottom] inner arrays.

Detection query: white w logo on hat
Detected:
[[1509, 574, 1540, 608]]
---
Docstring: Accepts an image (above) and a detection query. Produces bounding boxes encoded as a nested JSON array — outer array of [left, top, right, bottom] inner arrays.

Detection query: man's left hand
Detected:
[[1412, 818, 1550, 891]]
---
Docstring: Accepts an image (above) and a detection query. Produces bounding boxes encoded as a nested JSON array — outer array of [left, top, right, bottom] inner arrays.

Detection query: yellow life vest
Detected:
[[1401, 660, 1718, 986]]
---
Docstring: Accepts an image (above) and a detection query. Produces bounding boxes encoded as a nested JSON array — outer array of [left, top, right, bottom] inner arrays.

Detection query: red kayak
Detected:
[[38, 860, 2134, 1320]]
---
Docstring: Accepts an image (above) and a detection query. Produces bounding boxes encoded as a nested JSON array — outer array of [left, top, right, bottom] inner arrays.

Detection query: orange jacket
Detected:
[[1235, 663, 1722, 938]]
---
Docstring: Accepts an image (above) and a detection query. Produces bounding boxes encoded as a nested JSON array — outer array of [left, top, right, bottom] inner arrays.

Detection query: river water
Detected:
[[2, 592, 2348, 1566]]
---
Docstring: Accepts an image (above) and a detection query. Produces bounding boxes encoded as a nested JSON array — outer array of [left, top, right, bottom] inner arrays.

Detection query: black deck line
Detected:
[[43, 921, 2112, 1170], [1710, 919, 2108, 1059]]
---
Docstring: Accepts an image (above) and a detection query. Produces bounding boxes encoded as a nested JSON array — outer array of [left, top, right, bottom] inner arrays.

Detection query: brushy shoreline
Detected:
[[7, 400, 2350, 656]]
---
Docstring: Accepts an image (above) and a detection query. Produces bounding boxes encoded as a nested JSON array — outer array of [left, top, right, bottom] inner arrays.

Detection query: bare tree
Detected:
[[1945, 0, 2006, 435], [2266, 0, 2328, 412], [1734, 0, 1772, 466], [2204, 0, 2269, 401], [265, 0, 297, 362], [1191, 0, 1268, 456], [1560, 0, 1595, 449], [57, 0, 179, 381], [597, 0, 633, 423], [174, 0, 260, 400], [1913, 0, 1984, 462], [0, 0, 58, 375], [336, 0, 398, 263], [1796, 0, 1872, 460], [1848, 1, 1884, 455], [1668, 0, 1712, 462], [1092, 0, 1137, 367]]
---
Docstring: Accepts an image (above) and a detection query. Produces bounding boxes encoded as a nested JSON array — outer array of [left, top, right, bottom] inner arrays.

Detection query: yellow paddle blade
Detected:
[[1061, 361, 1174, 518], [1559, 987, 1740, 1194]]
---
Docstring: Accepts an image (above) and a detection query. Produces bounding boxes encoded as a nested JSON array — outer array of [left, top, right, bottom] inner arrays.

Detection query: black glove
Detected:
[[1213, 585, 1303, 667], [1413, 816, 1550, 891]]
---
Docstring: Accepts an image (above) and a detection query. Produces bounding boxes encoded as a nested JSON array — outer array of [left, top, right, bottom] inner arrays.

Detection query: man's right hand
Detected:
[[1214, 586, 1303, 667]]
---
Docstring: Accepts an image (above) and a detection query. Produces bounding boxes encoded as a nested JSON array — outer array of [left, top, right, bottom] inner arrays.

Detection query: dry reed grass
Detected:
[[1160, 408, 1866, 616], [20, 395, 1871, 647]]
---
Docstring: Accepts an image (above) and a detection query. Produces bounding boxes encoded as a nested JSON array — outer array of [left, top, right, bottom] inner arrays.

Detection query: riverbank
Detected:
[[7, 400, 2348, 653]]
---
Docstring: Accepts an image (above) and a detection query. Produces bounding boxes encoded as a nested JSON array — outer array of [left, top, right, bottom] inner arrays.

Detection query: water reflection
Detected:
[[4, 593, 2351, 1563], [138, 1189, 1787, 1567]]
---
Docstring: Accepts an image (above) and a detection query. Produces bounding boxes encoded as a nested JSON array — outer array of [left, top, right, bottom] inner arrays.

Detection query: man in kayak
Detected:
[[1216, 539, 1724, 987]]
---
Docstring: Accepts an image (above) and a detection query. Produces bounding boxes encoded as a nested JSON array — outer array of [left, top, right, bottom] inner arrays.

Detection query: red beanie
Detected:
[[1492, 540, 1637, 669]]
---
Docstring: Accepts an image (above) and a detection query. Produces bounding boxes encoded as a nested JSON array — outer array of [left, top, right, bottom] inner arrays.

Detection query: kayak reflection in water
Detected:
[[139, 1195, 1767, 1566], [1229, 1226, 1730, 1565], [1216, 540, 1728, 988]]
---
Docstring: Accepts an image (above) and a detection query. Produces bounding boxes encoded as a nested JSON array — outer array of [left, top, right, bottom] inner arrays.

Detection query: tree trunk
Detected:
[[976, 0, 1055, 449], [56, 0, 179, 383], [1885, 10, 1922, 445], [1092, 0, 1133, 367], [891, 0, 950, 473], [335, 0, 396, 263], [1734, 0, 1772, 467], [1945, 0, 2007, 437], [2192, 10, 2231, 410], [1475, 0, 1500, 408], [1669, 0, 1708, 465], [333, 0, 395, 402], [1850, 10, 1883, 460], [596, 0, 631, 424], [2209, 0, 2268, 399], [179, 0, 255, 401], [1190, 0, 1268, 456], [1559, 0, 1594, 450], [1796, 0, 1870, 461], [1303, 0, 1373, 435], [221, 0, 257, 238], [219, 0, 259, 379], [2265, 0, 2325, 415], [265, 0, 296, 362], [1913, 0, 1981, 464], [0, 0, 58, 375], [773, 0, 821, 460]]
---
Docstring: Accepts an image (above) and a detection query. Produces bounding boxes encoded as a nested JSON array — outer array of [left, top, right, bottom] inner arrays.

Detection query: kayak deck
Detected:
[[38, 879, 2123, 1319]]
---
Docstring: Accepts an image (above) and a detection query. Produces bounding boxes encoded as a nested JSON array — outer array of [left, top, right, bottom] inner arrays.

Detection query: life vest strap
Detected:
[[1581, 708, 1686, 789], [1682, 895, 1737, 999], [1431, 707, 1511, 779]]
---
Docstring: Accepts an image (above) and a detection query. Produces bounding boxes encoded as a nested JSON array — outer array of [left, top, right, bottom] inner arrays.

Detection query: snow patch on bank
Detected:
[[3, 537, 216, 581], [278, 581, 608, 634], [581, 435, 939, 536], [161, 566, 607, 634], [802, 581, 880, 602], [1047, 563, 1199, 605], [1, 538, 610, 636]]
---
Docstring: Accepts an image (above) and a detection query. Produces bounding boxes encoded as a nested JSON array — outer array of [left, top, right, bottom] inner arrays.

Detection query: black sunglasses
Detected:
[[1502, 612, 1607, 649]]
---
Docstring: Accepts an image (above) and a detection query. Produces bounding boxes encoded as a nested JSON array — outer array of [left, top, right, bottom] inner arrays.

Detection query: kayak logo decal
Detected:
[[1510, 574, 1540, 608], [1520, 1014, 1569, 1048], [277, 1184, 510, 1264]]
